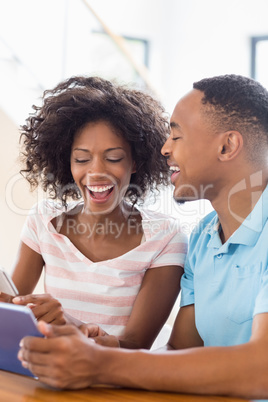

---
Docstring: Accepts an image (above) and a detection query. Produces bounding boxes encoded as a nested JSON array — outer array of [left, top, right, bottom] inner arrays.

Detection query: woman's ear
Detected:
[[132, 161, 137, 174], [218, 131, 243, 162]]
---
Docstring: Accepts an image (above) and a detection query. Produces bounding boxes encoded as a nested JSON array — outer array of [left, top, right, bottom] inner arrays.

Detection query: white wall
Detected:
[[1, 0, 268, 117], [0, 110, 36, 264], [79, 0, 268, 111], [0, 108, 45, 291]]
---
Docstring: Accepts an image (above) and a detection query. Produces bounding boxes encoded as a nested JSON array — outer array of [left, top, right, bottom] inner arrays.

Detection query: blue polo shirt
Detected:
[[181, 184, 268, 347]]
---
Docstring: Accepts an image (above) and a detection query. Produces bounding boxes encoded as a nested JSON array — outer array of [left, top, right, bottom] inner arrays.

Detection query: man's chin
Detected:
[[173, 190, 199, 204], [173, 196, 187, 205]]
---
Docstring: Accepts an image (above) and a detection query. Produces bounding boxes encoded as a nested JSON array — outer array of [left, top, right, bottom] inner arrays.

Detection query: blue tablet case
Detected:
[[0, 303, 44, 377]]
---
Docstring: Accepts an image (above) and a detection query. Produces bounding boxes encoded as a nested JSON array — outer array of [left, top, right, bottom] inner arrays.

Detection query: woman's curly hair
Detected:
[[20, 76, 170, 206]]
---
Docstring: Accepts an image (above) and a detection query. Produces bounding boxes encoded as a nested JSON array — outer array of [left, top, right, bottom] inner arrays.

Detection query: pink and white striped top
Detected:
[[21, 200, 188, 336]]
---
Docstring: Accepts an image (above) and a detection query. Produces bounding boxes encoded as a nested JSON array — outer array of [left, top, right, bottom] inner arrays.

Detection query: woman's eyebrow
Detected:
[[72, 147, 125, 152], [73, 148, 90, 152], [105, 147, 125, 152]]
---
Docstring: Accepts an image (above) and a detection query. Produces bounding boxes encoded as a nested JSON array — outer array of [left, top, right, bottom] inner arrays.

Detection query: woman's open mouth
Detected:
[[86, 184, 115, 203]]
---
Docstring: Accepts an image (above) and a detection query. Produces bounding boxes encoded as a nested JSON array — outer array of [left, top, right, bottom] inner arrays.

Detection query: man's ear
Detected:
[[218, 131, 243, 162]]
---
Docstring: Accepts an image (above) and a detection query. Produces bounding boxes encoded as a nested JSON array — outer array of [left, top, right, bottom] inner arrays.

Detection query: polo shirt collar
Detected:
[[230, 183, 268, 246], [206, 215, 222, 249], [207, 184, 268, 249]]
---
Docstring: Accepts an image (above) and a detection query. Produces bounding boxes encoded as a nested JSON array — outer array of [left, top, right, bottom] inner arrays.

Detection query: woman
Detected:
[[10, 76, 187, 349]]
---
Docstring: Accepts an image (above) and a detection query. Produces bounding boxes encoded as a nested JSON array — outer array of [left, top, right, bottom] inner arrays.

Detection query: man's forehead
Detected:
[[170, 89, 202, 123]]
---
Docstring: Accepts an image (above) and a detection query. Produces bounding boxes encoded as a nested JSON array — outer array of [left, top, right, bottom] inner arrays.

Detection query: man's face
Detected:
[[161, 89, 223, 203]]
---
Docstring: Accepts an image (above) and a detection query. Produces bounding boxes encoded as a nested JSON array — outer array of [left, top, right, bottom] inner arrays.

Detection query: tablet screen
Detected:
[[0, 303, 43, 377]]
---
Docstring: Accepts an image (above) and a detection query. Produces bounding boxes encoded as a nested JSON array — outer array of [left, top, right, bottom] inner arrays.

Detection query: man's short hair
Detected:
[[193, 74, 268, 164]]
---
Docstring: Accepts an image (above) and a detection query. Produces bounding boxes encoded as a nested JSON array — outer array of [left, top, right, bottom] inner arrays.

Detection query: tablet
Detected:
[[0, 303, 43, 377]]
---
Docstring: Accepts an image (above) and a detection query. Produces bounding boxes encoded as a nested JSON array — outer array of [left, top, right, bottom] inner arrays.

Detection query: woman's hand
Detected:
[[12, 293, 66, 325], [0, 291, 14, 303], [81, 323, 120, 348]]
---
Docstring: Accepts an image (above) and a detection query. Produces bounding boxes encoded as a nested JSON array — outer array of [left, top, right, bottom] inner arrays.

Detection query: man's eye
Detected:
[[172, 137, 181, 141]]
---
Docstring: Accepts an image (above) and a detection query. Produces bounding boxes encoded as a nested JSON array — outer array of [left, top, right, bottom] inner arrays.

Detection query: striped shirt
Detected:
[[21, 200, 188, 336]]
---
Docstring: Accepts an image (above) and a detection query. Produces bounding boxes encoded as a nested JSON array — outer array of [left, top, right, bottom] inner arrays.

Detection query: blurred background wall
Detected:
[[0, 0, 267, 294]]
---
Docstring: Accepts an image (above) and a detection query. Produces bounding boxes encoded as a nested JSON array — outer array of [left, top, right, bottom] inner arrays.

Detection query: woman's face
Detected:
[[70, 121, 136, 215]]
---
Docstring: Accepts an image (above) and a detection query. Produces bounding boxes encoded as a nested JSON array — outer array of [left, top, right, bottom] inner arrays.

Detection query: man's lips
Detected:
[[169, 166, 180, 184]]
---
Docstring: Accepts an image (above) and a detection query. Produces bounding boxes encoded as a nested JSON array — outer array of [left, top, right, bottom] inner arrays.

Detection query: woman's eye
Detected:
[[172, 137, 181, 141], [74, 159, 90, 163], [107, 158, 123, 163]]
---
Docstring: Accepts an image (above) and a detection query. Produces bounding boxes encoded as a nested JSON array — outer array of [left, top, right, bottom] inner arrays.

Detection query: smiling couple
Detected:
[[4, 73, 268, 399]]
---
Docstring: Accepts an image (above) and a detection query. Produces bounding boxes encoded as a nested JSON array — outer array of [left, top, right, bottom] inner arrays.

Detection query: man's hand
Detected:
[[13, 294, 66, 325], [18, 321, 100, 389]]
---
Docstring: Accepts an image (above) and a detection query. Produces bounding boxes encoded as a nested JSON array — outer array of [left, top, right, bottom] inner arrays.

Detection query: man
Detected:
[[18, 75, 268, 399]]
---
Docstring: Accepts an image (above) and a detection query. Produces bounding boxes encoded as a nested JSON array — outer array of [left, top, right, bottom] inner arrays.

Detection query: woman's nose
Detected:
[[88, 157, 106, 174]]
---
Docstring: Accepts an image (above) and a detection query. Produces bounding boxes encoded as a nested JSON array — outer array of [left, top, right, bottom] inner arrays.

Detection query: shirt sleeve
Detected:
[[253, 266, 268, 316], [20, 203, 41, 254], [149, 228, 188, 269], [180, 254, 195, 307], [179, 214, 213, 308]]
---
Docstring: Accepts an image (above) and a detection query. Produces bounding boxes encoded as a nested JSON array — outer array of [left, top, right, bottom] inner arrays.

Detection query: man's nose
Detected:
[[161, 136, 172, 157]]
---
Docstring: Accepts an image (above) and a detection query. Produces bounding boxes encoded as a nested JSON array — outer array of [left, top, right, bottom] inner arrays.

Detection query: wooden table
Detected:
[[0, 370, 252, 402]]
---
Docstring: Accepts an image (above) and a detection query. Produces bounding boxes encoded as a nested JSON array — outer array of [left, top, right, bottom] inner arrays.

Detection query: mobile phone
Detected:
[[0, 267, 18, 296], [0, 303, 43, 377]]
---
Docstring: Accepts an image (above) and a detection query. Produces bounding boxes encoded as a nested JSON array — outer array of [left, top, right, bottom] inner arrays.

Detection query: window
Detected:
[[89, 31, 149, 88], [251, 35, 268, 89]]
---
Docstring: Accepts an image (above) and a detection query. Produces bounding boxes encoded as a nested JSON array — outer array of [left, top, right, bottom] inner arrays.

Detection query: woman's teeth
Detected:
[[86, 184, 114, 192]]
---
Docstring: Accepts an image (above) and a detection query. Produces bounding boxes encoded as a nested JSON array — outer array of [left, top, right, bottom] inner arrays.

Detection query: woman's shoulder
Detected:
[[139, 208, 187, 241], [28, 199, 80, 220], [140, 208, 178, 224]]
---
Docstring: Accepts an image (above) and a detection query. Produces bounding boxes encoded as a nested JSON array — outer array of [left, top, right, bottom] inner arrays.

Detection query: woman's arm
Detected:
[[12, 241, 44, 295], [119, 265, 183, 349], [88, 265, 183, 349], [10, 241, 69, 325], [0, 241, 44, 303]]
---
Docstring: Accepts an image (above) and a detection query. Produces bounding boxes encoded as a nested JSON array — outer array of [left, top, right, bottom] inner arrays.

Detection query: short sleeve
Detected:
[[253, 266, 268, 316], [180, 254, 195, 307], [21, 203, 41, 254], [150, 229, 188, 268], [179, 214, 214, 308]]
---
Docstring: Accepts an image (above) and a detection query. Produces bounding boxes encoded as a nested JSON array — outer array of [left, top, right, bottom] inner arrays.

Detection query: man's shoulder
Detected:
[[183, 210, 217, 268], [185, 210, 216, 247], [191, 210, 217, 236]]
